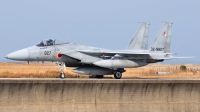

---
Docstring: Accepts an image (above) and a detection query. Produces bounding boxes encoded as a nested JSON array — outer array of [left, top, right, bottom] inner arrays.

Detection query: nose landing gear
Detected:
[[59, 73, 65, 79], [56, 62, 66, 79]]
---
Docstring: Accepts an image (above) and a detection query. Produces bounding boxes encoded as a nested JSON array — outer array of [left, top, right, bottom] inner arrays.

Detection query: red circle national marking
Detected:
[[57, 53, 62, 58]]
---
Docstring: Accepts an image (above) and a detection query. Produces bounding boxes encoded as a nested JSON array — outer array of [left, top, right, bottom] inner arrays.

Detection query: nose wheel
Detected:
[[114, 71, 122, 79], [60, 73, 66, 79], [56, 62, 66, 79]]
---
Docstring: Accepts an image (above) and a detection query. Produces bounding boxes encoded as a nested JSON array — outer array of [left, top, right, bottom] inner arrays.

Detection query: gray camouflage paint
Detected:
[[5, 22, 189, 76]]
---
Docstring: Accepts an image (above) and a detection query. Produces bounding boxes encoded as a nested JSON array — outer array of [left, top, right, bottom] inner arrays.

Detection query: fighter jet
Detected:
[[5, 22, 190, 79]]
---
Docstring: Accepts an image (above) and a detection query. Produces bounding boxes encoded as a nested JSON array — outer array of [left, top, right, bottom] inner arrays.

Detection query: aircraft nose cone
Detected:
[[5, 48, 29, 61], [4, 55, 8, 59]]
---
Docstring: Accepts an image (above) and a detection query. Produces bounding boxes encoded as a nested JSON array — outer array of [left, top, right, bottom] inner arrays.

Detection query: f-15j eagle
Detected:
[[5, 22, 191, 79]]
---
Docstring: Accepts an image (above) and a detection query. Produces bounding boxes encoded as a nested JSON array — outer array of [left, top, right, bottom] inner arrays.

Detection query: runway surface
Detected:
[[0, 78, 200, 112]]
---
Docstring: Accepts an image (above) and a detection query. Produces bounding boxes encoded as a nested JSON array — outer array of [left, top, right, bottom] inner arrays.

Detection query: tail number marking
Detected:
[[44, 51, 51, 55], [151, 47, 164, 51]]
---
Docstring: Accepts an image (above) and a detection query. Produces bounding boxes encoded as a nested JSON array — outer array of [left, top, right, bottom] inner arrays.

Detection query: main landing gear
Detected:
[[114, 71, 122, 79], [56, 62, 66, 79]]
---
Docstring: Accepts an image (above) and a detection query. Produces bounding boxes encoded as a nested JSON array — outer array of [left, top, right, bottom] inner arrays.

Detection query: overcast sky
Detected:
[[0, 0, 199, 63]]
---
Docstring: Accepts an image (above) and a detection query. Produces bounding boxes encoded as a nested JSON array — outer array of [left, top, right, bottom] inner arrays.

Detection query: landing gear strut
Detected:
[[56, 62, 66, 79], [114, 71, 122, 79]]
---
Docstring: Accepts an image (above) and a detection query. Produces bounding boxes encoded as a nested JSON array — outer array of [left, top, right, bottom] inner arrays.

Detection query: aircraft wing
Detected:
[[78, 50, 194, 60], [77, 50, 173, 55]]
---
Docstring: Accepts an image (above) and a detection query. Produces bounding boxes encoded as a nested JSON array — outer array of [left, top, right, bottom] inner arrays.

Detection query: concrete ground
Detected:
[[0, 78, 200, 112]]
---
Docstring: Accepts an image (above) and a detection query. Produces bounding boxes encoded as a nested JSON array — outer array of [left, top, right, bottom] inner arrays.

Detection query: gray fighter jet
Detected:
[[5, 22, 190, 79]]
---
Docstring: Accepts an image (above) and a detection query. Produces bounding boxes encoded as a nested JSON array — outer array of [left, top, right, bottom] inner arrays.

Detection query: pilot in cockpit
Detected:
[[37, 39, 54, 47], [46, 39, 53, 46]]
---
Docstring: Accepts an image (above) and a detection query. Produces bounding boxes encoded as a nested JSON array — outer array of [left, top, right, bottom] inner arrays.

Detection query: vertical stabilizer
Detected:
[[150, 22, 172, 53], [126, 23, 150, 50]]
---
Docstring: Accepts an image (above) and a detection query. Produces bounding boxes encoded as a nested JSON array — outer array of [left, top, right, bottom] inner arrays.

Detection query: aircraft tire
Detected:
[[96, 75, 104, 78], [114, 72, 122, 79], [59, 73, 65, 79]]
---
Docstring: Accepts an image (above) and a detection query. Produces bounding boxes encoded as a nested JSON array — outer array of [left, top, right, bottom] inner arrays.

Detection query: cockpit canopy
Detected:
[[36, 39, 68, 47]]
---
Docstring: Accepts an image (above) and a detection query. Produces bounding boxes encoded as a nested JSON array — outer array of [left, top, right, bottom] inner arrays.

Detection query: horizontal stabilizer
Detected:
[[161, 56, 195, 60]]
